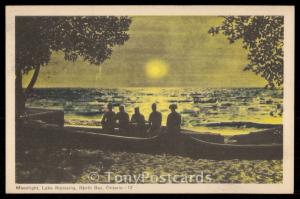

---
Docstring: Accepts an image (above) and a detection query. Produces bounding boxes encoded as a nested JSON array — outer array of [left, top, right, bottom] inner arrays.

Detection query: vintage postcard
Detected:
[[6, 6, 294, 193]]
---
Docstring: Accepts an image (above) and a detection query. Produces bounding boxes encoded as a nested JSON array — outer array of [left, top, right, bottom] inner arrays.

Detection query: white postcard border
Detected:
[[5, 5, 294, 194]]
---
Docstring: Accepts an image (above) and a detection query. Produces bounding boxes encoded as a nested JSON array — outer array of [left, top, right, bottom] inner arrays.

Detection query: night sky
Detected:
[[23, 16, 267, 88]]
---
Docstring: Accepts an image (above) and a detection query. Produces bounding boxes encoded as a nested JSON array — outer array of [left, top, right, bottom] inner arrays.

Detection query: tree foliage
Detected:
[[208, 16, 283, 88], [15, 16, 131, 116], [16, 16, 132, 75]]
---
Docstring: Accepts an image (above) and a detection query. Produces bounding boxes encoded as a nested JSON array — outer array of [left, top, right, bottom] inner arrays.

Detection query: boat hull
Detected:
[[17, 122, 283, 160]]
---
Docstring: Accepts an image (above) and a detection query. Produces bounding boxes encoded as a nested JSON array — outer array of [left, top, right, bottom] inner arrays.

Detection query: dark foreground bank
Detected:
[[16, 143, 283, 184]]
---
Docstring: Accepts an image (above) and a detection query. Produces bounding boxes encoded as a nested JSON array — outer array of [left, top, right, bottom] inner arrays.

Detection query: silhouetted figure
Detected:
[[148, 103, 162, 133], [131, 107, 146, 134], [167, 104, 181, 134], [116, 105, 129, 132], [101, 103, 116, 132]]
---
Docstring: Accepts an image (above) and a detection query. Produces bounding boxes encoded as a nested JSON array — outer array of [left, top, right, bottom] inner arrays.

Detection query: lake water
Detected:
[[26, 87, 283, 135]]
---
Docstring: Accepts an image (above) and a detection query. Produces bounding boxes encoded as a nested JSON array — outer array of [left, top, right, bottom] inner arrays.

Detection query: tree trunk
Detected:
[[16, 65, 41, 117], [25, 65, 40, 98], [16, 67, 25, 117]]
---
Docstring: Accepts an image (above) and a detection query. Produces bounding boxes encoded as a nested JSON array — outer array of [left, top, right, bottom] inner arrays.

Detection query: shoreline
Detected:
[[16, 144, 283, 184]]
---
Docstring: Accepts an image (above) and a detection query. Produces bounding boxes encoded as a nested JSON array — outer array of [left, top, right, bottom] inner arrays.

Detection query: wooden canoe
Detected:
[[185, 133, 282, 159], [18, 121, 283, 160]]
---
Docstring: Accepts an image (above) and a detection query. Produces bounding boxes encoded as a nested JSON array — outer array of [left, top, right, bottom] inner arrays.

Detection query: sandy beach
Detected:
[[16, 145, 282, 184]]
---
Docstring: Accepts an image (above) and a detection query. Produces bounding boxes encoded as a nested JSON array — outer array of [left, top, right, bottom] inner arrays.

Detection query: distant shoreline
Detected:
[[24, 87, 282, 90]]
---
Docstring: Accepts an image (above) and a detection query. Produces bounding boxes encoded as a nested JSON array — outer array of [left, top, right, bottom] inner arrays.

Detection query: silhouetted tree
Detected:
[[208, 16, 283, 88], [16, 16, 131, 116]]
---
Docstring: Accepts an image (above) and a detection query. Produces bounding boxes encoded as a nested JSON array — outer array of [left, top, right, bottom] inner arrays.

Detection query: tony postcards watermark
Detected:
[[88, 171, 213, 184]]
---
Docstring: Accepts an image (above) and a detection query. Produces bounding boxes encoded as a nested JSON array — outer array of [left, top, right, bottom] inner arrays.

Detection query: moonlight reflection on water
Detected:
[[26, 87, 283, 135], [19, 87, 284, 184]]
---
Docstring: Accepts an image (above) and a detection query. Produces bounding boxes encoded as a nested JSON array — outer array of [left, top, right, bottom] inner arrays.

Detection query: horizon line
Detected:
[[25, 86, 279, 89]]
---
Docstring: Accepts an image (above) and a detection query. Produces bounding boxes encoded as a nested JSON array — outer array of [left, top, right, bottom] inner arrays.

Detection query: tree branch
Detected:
[[25, 65, 40, 98]]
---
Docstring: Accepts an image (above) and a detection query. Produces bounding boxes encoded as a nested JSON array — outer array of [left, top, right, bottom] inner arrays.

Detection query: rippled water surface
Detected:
[[26, 87, 283, 135]]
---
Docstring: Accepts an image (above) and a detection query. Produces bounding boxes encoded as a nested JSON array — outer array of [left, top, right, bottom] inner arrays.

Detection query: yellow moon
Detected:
[[145, 59, 169, 79]]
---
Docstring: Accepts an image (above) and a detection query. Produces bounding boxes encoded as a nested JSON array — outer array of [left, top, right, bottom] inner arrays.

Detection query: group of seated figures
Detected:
[[101, 103, 181, 135]]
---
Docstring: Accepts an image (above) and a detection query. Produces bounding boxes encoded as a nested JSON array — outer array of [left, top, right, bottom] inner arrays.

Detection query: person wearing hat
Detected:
[[131, 107, 146, 134], [101, 103, 116, 132], [166, 104, 181, 134], [116, 105, 130, 133], [148, 103, 162, 133]]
